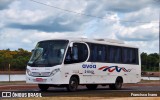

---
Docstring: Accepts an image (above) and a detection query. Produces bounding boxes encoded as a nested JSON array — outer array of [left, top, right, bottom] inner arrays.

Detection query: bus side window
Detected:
[[123, 48, 128, 63], [122, 48, 138, 64], [72, 46, 78, 61], [64, 43, 88, 64]]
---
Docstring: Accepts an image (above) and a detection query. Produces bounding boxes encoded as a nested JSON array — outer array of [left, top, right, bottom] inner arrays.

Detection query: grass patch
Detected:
[[0, 81, 26, 85]]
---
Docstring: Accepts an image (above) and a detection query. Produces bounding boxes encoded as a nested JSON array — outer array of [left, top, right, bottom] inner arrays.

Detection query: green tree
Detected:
[[141, 52, 159, 71], [0, 48, 31, 71], [141, 52, 148, 71]]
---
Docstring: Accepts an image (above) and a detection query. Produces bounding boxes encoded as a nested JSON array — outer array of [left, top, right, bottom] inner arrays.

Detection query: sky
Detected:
[[0, 0, 159, 53]]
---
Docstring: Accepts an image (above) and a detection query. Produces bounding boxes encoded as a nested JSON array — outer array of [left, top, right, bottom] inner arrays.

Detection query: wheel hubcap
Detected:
[[116, 79, 122, 88], [70, 80, 76, 89]]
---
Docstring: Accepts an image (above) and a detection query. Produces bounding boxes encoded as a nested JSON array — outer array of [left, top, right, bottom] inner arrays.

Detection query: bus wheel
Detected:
[[38, 84, 49, 91], [67, 77, 78, 92], [109, 77, 123, 90], [86, 84, 98, 90]]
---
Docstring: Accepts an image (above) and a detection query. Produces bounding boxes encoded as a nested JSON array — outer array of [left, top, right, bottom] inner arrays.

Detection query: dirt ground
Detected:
[[4, 97, 160, 100], [141, 72, 160, 77], [0, 71, 25, 74]]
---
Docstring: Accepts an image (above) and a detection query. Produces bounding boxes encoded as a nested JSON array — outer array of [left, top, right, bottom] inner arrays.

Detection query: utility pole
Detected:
[[159, 11, 160, 80], [9, 64, 10, 82]]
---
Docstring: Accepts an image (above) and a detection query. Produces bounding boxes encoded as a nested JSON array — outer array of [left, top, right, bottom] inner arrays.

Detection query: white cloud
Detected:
[[0, 0, 15, 10], [0, 28, 85, 51], [120, 7, 159, 27], [116, 22, 158, 41], [1, 9, 50, 24], [126, 40, 159, 53], [0, 0, 159, 53]]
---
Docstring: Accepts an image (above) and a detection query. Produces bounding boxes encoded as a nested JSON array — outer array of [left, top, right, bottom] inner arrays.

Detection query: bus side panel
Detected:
[[62, 62, 141, 84]]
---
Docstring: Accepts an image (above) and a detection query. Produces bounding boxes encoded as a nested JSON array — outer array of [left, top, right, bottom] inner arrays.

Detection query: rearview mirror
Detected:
[[69, 42, 73, 47], [31, 49, 35, 53]]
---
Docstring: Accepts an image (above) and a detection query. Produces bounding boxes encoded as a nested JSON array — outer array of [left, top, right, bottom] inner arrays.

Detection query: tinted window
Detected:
[[88, 43, 107, 62], [97, 45, 106, 62], [64, 43, 88, 64], [122, 47, 139, 64], [87, 43, 139, 64], [108, 46, 121, 63]]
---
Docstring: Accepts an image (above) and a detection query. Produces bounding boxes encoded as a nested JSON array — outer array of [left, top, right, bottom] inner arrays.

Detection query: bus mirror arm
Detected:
[[69, 42, 74, 58], [69, 42, 73, 47], [68, 47, 74, 60], [70, 47, 74, 59], [31, 49, 35, 53]]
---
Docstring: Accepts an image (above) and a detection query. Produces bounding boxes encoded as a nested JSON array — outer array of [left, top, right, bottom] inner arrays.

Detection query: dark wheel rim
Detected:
[[68, 77, 78, 91], [116, 79, 122, 89], [70, 80, 77, 90]]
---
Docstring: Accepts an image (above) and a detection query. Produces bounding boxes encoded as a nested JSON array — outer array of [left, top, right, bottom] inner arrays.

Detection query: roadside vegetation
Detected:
[[141, 52, 159, 72], [0, 48, 31, 71], [0, 49, 159, 72]]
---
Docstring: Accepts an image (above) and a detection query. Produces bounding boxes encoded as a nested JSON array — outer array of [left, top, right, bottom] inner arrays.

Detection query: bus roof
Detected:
[[40, 37, 138, 49]]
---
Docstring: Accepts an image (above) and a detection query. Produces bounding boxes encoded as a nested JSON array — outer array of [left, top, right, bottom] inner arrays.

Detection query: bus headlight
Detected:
[[27, 69, 32, 76], [50, 68, 60, 76]]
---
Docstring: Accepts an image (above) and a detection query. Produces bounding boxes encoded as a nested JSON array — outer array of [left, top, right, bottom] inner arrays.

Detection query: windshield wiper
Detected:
[[31, 54, 42, 66], [31, 49, 47, 66], [32, 46, 52, 67]]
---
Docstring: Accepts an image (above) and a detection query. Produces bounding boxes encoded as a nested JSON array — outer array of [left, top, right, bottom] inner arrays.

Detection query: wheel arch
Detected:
[[70, 74, 80, 84], [116, 76, 123, 83]]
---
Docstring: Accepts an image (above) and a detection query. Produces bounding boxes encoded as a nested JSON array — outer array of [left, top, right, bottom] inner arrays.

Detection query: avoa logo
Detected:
[[82, 64, 96, 68]]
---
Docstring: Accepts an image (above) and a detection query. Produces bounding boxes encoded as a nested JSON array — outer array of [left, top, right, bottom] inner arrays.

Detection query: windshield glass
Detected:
[[28, 40, 69, 67]]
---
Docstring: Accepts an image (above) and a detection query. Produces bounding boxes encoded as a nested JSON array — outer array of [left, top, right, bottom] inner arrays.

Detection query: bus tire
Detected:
[[109, 77, 123, 90], [86, 84, 98, 90], [66, 77, 79, 92], [38, 84, 49, 91]]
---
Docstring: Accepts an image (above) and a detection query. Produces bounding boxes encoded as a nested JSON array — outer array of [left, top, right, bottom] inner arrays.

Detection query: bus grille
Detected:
[[32, 72, 51, 77]]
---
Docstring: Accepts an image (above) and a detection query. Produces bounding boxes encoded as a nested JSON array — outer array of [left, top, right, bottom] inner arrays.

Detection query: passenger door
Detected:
[[63, 42, 89, 83]]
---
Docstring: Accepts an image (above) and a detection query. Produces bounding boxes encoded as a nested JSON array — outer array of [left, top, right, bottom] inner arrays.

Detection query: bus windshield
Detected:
[[28, 40, 69, 67]]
